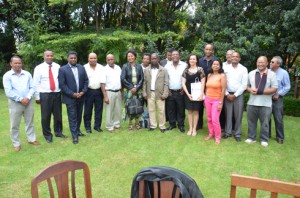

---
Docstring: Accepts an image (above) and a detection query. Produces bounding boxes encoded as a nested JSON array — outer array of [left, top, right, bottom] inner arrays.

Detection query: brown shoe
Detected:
[[28, 141, 40, 145], [14, 146, 21, 151]]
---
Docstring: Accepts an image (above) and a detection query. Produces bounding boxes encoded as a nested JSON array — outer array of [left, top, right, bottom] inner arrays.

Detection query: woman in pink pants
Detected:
[[204, 59, 226, 144]]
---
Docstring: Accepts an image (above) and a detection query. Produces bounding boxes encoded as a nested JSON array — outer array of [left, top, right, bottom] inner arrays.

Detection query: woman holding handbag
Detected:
[[121, 50, 144, 131], [182, 54, 205, 136]]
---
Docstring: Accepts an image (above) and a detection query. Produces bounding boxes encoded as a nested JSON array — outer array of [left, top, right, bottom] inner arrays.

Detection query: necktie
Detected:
[[49, 65, 55, 91]]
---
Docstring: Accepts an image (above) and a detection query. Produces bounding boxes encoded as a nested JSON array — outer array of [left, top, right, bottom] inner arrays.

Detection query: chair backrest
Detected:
[[138, 180, 181, 198], [230, 174, 300, 198], [31, 160, 92, 198]]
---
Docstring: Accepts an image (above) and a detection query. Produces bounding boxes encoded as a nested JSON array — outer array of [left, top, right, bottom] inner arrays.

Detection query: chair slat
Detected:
[[46, 178, 55, 198]]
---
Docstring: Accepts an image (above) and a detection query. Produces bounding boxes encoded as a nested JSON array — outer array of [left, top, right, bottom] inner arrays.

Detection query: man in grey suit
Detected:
[[58, 51, 89, 144], [143, 53, 169, 133]]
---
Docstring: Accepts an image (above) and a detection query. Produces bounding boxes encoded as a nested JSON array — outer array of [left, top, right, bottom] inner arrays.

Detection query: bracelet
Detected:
[[219, 102, 223, 104]]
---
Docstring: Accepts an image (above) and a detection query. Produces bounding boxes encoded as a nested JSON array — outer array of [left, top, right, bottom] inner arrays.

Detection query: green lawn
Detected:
[[0, 89, 299, 198]]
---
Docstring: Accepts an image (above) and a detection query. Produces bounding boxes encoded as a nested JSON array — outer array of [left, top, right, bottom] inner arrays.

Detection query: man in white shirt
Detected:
[[222, 52, 248, 142], [33, 49, 65, 143], [159, 48, 173, 67], [100, 54, 122, 132], [141, 53, 151, 72], [165, 50, 187, 132], [223, 50, 235, 68], [83, 52, 104, 133]]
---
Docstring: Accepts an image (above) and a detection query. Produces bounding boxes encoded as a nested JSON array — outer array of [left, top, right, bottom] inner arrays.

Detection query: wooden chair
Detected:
[[31, 160, 92, 198], [138, 180, 181, 198], [230, 174, 300, 198]]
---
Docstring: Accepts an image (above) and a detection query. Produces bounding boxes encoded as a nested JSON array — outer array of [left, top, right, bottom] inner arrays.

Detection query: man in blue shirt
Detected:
[[3, 56, 40, 151], [269, 56, 291, 144]]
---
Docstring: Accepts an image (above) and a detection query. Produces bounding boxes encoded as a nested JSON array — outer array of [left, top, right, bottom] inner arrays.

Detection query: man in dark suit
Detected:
[[58, 51, 89, 144]]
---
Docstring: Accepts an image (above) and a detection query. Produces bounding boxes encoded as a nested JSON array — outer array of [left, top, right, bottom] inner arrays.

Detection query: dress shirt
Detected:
[[100, 64, 122, 90], [165, 61, 187, 89], [223, 61, 231, 68], [150, 67, 158, 90], [84, 63, 104, 89], [224, 63, 248, 97], [69, 64, 79, 92], [269, 67, 290, 96], [3, 69, 35, 102], [199, 56, 217, 76], [33, 61, 61, 100]]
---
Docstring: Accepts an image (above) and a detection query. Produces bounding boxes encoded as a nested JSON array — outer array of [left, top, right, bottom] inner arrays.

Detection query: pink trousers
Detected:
[[204, 97, 221, 140]]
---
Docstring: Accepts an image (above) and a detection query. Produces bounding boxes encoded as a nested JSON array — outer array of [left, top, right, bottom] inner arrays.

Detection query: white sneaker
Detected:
[[245, 138, 256, 144], [261, 141, 268, 147]]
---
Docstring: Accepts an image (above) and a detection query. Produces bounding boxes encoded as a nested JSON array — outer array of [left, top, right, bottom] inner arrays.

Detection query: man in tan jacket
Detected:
[[143, 53, 169, 133]]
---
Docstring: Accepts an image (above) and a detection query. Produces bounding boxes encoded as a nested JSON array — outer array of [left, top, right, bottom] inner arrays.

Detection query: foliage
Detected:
[[17, 30, 182, 69]]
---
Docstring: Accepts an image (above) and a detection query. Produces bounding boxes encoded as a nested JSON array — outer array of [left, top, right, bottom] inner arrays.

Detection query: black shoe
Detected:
[[160, 129, 167, 133], [276, 139, 284, 144], [196, 125, 203, 130], [56, 134, 67, 138], [179, 127, 185, 133], [235, 137, 241, 142], [86, 129, 92, 133], [167, 126, 176, 130], [222, 134, 232, 139], [73, 137, 78, 144], [148, 128, 155, 131], [78, 132, 86, 137], [46, 138, 53, 143], [94, 127, 103, 132]]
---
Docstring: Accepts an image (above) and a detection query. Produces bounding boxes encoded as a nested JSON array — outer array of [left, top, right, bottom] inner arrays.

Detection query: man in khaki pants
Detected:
[[143, 53, 169, 133]]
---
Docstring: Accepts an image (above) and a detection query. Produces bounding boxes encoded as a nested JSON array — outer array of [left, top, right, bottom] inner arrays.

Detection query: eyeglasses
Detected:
[[270, 61, 275, 63]]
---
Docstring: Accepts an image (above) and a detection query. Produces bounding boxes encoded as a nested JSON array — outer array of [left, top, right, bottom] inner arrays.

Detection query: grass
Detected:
[[0, 89, 299, 198]]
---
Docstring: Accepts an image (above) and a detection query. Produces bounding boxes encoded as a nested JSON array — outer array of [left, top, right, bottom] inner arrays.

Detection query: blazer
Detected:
[[58, 63, 89, 104], [143, 65, 169, 100], [121, 62, 144, 91]]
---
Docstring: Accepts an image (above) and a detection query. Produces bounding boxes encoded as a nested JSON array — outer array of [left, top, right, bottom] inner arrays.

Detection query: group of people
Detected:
[[2, 43, 290, 151]]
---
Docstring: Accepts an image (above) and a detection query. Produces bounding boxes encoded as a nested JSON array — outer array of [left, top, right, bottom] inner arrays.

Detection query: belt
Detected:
[[106, 89, 120, 92], [228, 92, 235, 94], [88, 88, 101, 91], [151, 90, 155, 91], [170, 89, 181, 92]]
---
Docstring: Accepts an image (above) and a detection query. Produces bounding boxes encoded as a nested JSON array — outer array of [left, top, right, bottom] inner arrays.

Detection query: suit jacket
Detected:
[[143, 65, 169, 100], [121, 62, 144, 91], [58, 63, 89, 104]]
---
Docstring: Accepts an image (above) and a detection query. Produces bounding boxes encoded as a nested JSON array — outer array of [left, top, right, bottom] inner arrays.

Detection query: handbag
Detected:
[[127, 94, 144, 115], [191, 77, 202, 101]]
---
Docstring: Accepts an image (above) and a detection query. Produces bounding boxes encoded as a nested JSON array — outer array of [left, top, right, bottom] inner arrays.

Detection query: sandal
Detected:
[[215, 139, 221, 145], [129, 124, 134, 131], [192, 131, 197, 137], [205, 136, 212, 141], [187, 130, 192, 136], [136, 124, 142, 131]]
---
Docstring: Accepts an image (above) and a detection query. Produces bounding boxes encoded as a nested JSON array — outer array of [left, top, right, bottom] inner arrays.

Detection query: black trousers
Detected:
[[40, 92, 63, 140], [197, 101, 204, 129], [166, 91, 185, 128], [66, 100, 84, 139], [83, 89, 103, 130]]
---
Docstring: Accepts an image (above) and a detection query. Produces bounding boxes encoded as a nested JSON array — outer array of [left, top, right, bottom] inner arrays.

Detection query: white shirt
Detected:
[[223, 63, 248, 97], [33, 61, 61, 100], [84, 63, 104, 89], [150, 68, 158, 90], [165, 61, 187, 89], [100, 64, 122, 90]]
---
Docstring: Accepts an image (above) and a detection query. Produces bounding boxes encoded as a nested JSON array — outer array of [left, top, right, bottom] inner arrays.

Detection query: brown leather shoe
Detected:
[[28, 141, 40, 145], [15, 146, 21, 151]]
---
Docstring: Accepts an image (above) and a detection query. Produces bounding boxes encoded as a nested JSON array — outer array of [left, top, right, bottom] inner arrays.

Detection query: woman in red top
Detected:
[[204, 59, 226, 144]]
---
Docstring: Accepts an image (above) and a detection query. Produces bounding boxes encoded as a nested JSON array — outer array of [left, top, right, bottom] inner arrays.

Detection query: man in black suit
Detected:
[[58, 51, 89, 144]]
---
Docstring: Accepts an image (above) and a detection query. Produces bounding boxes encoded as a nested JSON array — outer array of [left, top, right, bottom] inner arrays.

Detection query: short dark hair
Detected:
[[10, 55, 22, 62], [142, 53, 151, 59], [204, 43, 215, 50], [207, 59, 224, 74], [67, 51, 77, 58], [167, 48, 174, 53], [126, 50, 137, 59]]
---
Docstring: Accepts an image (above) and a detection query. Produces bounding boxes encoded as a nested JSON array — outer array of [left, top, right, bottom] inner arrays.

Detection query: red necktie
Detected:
[[49, 65, 56, 91]]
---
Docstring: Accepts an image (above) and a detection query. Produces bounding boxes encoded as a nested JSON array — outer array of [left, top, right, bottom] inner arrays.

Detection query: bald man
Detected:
[[83, 53, 104, 133], [100, 54, 122, 132], [245, 56, 278, 147]]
